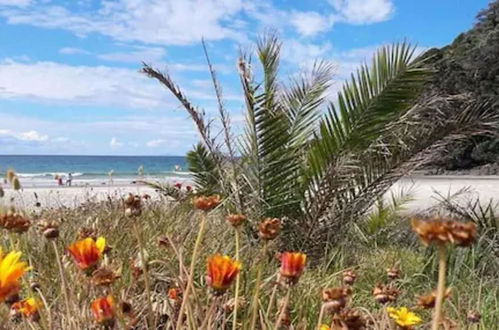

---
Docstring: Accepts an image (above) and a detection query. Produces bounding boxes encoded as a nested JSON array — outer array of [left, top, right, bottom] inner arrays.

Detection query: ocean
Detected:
[[0, 155, 189, 187]]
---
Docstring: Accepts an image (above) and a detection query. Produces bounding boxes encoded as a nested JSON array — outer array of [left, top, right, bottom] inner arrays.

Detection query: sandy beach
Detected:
[[2, 175, 499, 213]]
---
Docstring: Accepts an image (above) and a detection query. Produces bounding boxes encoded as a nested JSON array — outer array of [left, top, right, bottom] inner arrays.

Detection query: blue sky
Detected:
[[0, 0, 491, 155]]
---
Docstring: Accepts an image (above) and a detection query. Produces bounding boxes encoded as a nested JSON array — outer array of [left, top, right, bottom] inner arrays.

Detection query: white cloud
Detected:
[[18, 130, 48, 141], [109, 137, 123, 148], [329, 0, 394, 24], [290, 11, 333, 37], [59, 47, 91, 55], [0, 59, 174, 108], [1, 0, 246, 45], [281, 40, 333, 67], [97, 46, 166, 63], [146, 139, 167, 148], [0, 0, 30, 7]]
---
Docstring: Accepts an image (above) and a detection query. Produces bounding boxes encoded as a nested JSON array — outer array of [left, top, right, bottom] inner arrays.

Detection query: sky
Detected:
[[0, 0, 492, 156]]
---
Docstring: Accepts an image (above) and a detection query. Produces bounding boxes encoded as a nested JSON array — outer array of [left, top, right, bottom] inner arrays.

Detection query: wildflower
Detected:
[[467, 310, 481, 323], [91, 267, 121, 287], [387, 307, 422, 329], [168, 287, 182, 301], [417, 288, 451, 309], [373, 283, 400, 304], [186, 185, 192, 192], [411, 217, 477, 247], [387, 267, 401, 280], [258, 218, 282, 240], [206, 254, 241, 293], [322, 287, 352, 314], [37, 219, 59, 239], [174, 182, 182, 189], [78, 226, 98, 240], [337, 308, 366, 329], [226, 214, 247, 227], [193, 195, 221, 211], [279, 252, 306, 285], [342, 269, 357, 285], [91, 295, 116, 327], [67, 237, 106, 272], [0, 212, 31, 233], [0, 249, 31, 303], [124, 193, 142, 217], [11, 297, 40, 321], [319, 325, 330, 330]]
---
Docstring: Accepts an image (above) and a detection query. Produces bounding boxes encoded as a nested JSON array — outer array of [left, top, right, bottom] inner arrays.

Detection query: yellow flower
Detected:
[[319, 325, 330, 330], [388, 307, 422, 328], [0, 248, 31, 302]]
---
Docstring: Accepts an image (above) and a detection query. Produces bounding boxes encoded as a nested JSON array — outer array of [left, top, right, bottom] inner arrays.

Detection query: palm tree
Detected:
[[142, 35, 497, 252]]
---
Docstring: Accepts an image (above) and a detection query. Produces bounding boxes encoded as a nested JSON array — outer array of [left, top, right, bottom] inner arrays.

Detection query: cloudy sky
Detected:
[[0, 0, 490, 155]]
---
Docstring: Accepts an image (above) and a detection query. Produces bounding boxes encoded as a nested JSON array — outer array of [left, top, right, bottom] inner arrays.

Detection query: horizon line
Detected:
[[0, 154, 186, 157]]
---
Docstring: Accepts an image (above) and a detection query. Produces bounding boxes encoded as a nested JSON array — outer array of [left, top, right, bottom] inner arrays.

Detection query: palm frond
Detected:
[[186, 143, 220, 194]]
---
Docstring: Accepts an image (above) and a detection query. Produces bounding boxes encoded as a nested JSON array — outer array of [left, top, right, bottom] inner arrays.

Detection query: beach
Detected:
[[3, 175, 498, 212]]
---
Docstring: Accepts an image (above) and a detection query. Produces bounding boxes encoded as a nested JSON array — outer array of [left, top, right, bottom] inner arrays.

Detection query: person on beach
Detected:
[[57, 175, 63, 186], [67, 172, 73, 186]]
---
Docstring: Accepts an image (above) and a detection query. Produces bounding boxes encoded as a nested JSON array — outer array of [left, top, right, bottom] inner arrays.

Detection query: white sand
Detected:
[[2, 175, 499, 212]]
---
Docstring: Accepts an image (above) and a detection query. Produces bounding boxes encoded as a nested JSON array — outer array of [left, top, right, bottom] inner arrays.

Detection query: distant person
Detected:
[[57, 176, 63, 186], [67, 172, 73, 186]]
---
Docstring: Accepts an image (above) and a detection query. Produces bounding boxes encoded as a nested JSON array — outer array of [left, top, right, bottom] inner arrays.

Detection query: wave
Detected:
[[16, 172, 84, 178]]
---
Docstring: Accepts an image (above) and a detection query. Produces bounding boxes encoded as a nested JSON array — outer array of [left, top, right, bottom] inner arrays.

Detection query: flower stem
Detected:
[[432, 244, 447, 330], [133, 222, 154, 329], [176, 211, 208, 330], [249, 241, 268, 329], [316, 304, 325, 330], [274, 287, 291, 329], [232, 228, 241, 330], [200, 296, 218, 329], [51, 241, 73, 329], [265, 284, 278, 318]]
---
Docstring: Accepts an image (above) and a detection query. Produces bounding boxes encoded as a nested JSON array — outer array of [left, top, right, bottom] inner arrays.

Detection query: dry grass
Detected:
[[0, 189, 497, 329]]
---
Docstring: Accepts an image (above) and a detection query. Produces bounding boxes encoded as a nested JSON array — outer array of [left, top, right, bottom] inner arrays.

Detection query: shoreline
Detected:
[[2, 174, 498, 212]]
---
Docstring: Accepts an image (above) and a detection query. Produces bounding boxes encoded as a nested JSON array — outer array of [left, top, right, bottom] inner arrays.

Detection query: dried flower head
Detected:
[[11, 297, 40, 321], [223, 296, 247, 313], [91, 295, 116, 327], [467, 310, 481, 323], [124, 193, 142, 217], [387, 266, 401, 281], [12, 177, 21, 191], [416, 288, 451, 309], [206, 254, 241, 293], [411, 217, 477, 247], [322, 287, 352, 314], [193, 195, 221, 211], [342, 269, 357, 285], [67, 237, 106, 272], [226, 214, 247, 227], [6, 169, 16, 183], [337, 308, 366, 329], [0, 212, 31, 233], [37, 219, 59, 239], [78, 226, 98, 240], [387, 307, 422, 328], [174, 182, 182, 189], [373, 284, 400, 304], [0, 249, 31, 303], [258, 218, 282, 240], [279, 252, 306, 285], [91, 267, 121, 287]]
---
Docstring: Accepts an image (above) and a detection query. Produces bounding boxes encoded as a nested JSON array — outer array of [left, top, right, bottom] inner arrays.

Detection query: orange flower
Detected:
[[193, 195, 221, 211], [280, 252, 306, 284], [206, 254, 241, 292], [67, 237, 106, 271], [11, 297, 40, 319], [91, 295, 115, 326], [0, 248, 31, 303]]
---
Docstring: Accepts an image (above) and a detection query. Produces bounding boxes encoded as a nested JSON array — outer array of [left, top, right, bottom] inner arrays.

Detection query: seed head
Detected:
[[0, 212, 31, 233], [416, 288, 451, 309], [258, 218, 282, 240], [37, 219, 59, 239], [373, 284, 400, 304], [411, 217, 477, 247], [322, 287, 351, 314], [91, 267, 121, 287], [467, 310, 481, 323], [342, 269, 357, 285], [192, 195, 221, 211], [226, 214, 247, 227]]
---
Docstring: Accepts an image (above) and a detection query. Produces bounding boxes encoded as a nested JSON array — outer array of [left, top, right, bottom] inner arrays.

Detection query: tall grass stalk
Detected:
[[249, 241, 268, 329], [176, 211, 208, 330], [232, 228, 241, 330], [432, 244, 448, 330], [51, 241, 73, 329]]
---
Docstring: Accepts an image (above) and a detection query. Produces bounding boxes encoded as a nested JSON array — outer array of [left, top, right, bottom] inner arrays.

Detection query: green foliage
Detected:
[[186, 143, 220, 194], [144, 35, 497, 252]]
